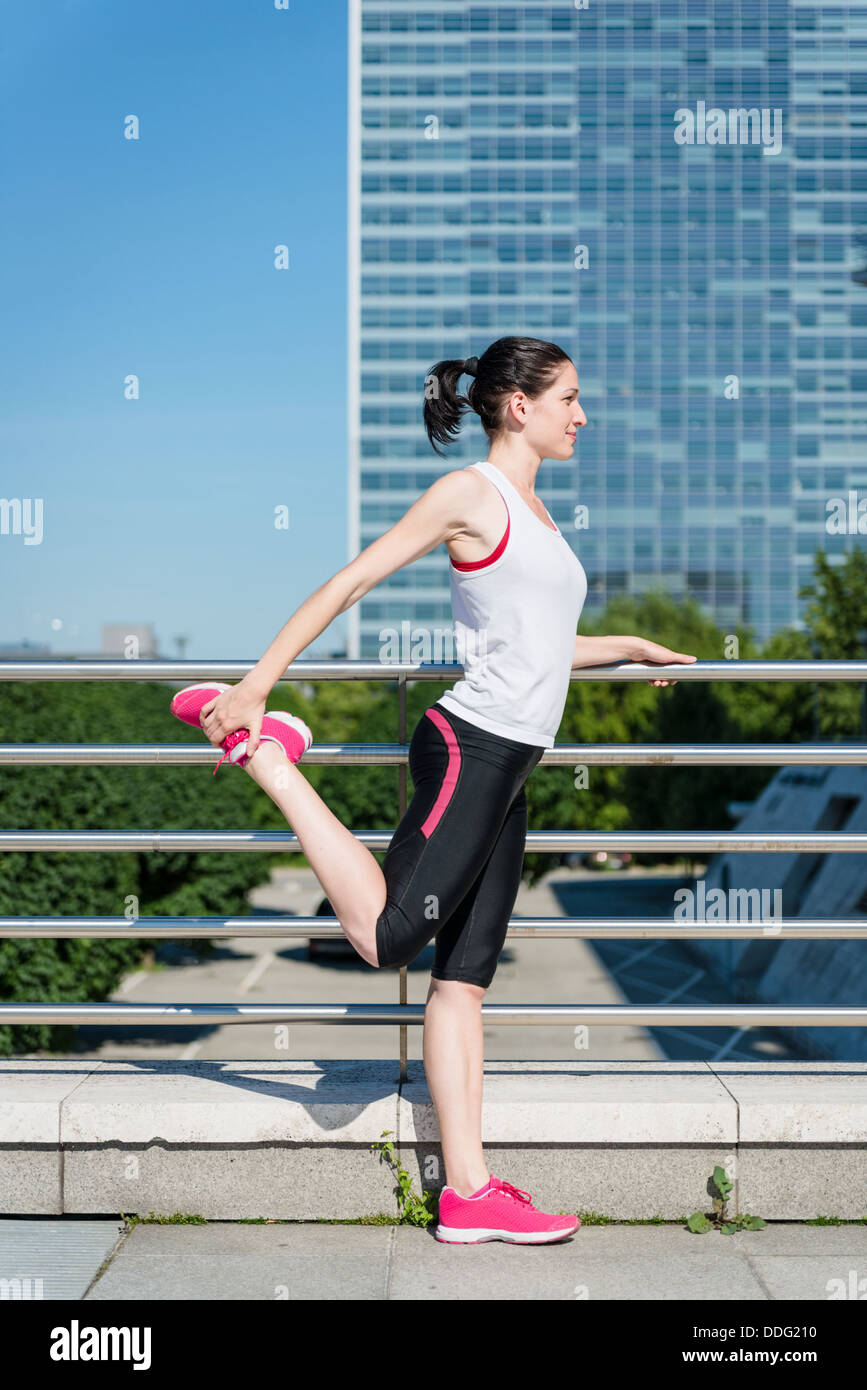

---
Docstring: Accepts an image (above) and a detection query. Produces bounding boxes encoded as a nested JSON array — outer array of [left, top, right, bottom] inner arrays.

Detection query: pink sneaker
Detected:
[[212, 712, 313, 775], [169, 684, 312, 776], [435, 1176, 581, 1245], [170, 682, 232, 728]]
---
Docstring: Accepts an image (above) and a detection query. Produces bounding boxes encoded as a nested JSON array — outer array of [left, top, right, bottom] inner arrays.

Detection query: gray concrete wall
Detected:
[[2, 1060, 865, 1220]]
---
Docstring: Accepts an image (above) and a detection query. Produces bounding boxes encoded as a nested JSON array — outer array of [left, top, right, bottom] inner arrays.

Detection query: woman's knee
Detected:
[[427, 977, 486, 1005], [374, 905, 433, 971], [374, 936, 421, 971]]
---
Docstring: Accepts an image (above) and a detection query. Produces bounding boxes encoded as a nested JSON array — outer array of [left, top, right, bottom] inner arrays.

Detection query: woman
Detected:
[[171, 335, 696, 1244]]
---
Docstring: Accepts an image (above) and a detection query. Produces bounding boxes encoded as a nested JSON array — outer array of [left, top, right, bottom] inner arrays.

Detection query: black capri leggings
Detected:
[[374, 702, 544, 989]]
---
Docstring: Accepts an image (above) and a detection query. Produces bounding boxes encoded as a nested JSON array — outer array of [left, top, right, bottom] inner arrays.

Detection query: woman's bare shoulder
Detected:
[[424, 464, 487, 510]]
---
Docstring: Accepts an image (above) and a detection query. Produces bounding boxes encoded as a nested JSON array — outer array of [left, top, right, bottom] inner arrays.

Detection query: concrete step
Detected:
[[1, 1060, 865, 1220]]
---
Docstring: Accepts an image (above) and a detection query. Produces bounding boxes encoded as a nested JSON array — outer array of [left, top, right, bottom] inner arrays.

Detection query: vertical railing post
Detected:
[[398, 673, 408, 1083]]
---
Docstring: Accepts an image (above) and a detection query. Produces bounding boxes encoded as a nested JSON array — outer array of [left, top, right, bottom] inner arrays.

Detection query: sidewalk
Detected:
[[3, 1218, 867, 1300]]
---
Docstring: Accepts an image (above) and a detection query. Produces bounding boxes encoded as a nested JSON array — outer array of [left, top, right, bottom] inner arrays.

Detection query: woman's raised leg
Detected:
[[241, 741, 385, 965]]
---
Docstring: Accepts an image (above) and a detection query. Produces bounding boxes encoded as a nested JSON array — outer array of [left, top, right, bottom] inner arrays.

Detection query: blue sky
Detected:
[[0, 0, 351, 659]]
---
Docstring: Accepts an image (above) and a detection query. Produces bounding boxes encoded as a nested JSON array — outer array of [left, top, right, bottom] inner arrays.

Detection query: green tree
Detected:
[[799, 546, 867, 737], [0, 681, 270, 1054]]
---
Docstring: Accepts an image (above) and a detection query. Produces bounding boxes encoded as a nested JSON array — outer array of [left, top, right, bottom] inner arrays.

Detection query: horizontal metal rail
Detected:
[[1, 741, 865, 766], [2, 916, 865, 940], [2, 658, 867, 683], [2, 658, 864, 1042], [2, 830, 866, 853], [0, 1003, 864, 1027]]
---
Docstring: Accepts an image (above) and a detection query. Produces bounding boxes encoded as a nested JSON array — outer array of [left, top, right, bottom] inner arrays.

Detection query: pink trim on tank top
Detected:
[[449, 509, 510, 571], [420, 707, 461, 838]]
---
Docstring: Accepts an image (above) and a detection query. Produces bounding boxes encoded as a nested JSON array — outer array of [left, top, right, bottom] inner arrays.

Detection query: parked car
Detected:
[[580, 850, 634, 872]]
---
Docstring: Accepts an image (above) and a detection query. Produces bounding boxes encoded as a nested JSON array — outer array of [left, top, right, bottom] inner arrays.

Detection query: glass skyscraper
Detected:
[[347, 0, 867, 659]]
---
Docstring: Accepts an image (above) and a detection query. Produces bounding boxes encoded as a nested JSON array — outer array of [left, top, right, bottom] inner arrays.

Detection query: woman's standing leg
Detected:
[[423, 979, 488, 1197], [422, 784, 531, 1198]]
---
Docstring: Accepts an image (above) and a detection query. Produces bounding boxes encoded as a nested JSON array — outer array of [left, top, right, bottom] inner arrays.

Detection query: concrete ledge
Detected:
[[1, 1061, 866, 1220]]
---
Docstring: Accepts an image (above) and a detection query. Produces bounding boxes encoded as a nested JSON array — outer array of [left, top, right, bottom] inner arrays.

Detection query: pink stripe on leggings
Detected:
[[420, 707, 461, 839]]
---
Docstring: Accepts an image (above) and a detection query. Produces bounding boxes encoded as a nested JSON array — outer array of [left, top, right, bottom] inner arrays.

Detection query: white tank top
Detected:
[[436, 459, 588, 748]]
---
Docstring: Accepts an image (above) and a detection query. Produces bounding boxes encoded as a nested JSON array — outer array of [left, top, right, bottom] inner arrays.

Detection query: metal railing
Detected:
[[2, 657, 866, 1079]]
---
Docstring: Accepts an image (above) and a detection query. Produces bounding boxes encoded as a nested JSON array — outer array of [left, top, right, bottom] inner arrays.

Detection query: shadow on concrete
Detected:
[[550, 874, 812, 1064]]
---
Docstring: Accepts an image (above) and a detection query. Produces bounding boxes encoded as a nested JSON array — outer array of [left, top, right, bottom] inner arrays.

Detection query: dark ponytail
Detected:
[[422, 336, 572, 458]]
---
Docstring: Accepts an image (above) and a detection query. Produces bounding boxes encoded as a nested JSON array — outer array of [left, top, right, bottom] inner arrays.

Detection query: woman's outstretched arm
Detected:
[[571, 633, 697, 686], [199, 470, 478, 753], [571, 634, 644, 667]]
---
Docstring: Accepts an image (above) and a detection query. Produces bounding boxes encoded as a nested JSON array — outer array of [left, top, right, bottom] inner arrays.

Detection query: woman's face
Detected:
[[511, 361, 587, 460]]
